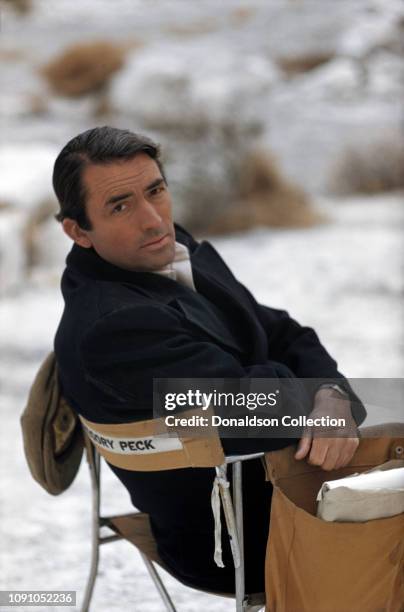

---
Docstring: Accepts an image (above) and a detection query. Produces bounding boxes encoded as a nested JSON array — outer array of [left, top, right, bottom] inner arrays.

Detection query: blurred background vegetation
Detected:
[[0, 0, 403, 292]]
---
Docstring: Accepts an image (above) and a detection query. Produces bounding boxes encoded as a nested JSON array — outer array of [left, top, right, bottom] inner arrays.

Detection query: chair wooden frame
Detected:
[[80, 440, 265, 612]]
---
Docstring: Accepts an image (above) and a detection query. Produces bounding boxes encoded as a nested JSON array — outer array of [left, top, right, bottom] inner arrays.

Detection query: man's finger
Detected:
[[294, 432, 312, 460], [333, 438, 360, 469], [320, 443, 342, 471], [307, 437, 331, 467]]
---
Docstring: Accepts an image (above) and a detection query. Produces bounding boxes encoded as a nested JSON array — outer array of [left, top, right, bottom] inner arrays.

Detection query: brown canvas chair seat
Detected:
[[108, 513, 162, 567], [106, 512, 265, 604]]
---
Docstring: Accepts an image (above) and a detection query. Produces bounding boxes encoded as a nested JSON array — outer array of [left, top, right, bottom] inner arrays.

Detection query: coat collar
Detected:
[[66, 224, 244, 302], [66, 224, 195, 285]]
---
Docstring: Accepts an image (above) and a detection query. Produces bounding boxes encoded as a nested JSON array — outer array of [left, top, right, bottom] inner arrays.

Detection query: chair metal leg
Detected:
[[140, 553, 177, 612], [232, 461, 247, 612], [81, 448, 101, 612]]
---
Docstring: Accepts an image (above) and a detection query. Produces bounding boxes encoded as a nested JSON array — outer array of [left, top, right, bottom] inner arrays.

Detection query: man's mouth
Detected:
[[141, 233, 169, 248]]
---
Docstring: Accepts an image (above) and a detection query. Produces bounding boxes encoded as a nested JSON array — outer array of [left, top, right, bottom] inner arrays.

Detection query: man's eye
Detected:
[[149, 186, 165, 197], [112, 203, 127, 214]]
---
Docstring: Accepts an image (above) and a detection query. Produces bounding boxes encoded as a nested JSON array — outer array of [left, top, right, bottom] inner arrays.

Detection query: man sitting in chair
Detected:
[[53, 126, 365, 595]]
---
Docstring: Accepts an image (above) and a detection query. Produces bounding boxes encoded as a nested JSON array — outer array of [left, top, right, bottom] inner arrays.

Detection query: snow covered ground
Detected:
[[1, 192, 403, 611]]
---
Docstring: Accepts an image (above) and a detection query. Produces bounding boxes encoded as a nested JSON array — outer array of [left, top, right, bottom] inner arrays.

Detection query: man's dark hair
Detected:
[[53, 126, 166, 229]]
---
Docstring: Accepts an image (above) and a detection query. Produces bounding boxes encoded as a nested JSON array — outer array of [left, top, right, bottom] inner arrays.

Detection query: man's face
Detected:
[[64, 153, 176, 272]]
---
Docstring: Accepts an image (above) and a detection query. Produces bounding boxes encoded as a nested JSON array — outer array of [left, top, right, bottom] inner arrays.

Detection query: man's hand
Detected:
[[294, 387, 360, 471]]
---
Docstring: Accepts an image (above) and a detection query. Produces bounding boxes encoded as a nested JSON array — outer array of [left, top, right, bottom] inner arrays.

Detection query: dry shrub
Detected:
[[205, 151, 321, 235], [276, 52, 334, 76], [0, 47, 27, 61], [41, 41, 126, 97], [143, 116, 218, 138], [331, 142, 404, 195], [164, 18, 218, 38], [2, 0, 32, 14], [93, 93, 113, 118], [229, 7, 256, 27], [122, 39, 143, 53], [23, 200, 57, 268], [28, 93, 48, 115]]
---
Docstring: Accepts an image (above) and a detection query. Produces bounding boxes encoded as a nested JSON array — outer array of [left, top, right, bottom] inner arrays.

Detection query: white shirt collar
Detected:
[[152, 241, 196, 291]]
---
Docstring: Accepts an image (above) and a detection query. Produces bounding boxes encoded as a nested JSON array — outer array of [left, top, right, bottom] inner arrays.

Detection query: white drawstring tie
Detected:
[[211, 465, 241, 568]]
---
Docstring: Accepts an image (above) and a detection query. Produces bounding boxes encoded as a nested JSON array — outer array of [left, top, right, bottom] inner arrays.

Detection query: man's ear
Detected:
[[62, 218, 93, 248]]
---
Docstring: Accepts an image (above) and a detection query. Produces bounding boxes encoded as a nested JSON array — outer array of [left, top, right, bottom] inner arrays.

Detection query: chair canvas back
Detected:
[[79, 408, 225, 471]]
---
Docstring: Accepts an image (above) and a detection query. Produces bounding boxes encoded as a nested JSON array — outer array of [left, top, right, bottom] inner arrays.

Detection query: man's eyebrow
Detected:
[[104, 179, 165, 207], [145, 177, 165, 191], [105, 192, 133, 207]]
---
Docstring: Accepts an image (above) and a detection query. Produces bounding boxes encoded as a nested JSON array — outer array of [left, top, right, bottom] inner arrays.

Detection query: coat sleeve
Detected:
[[183, 232, 366, 426], [81, 303, 309, 421], [233, 281, 367, 426]]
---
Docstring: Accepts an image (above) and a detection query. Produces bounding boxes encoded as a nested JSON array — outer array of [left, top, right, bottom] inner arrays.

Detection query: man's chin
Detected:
[[137, 241, 176, 272], [151, 246, 176, 270]]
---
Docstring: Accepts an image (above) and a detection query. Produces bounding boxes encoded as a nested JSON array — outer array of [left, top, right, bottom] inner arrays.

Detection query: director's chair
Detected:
[[79, 414, 266, 612]]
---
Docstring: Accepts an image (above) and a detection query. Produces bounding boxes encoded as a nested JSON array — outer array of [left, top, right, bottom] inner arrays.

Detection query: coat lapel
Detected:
[[169, 293, 244, 354], [189, 241, 268, 362]]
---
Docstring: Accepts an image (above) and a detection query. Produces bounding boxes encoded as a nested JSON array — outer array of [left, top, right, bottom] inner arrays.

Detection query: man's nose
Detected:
[[137, 198, 162, 231]]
